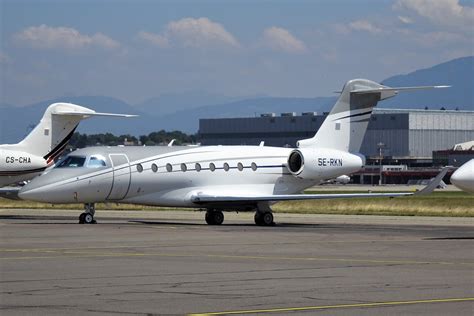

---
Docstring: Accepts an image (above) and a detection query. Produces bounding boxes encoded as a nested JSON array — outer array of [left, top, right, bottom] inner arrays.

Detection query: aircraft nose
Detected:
[[18, 184, 47, 202], [451, 170, 468, 188]]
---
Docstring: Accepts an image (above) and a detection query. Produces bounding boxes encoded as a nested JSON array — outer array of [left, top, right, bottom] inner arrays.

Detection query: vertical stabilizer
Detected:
[[297, 79, 448, 152], [16, 103, 96, 162]]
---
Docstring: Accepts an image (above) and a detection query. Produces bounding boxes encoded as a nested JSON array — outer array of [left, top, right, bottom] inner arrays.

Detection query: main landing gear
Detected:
[[205, 209, 224, 225], [204, 203, 275, 226], [254, 202, 275, 226], [79, 203, 96, 224]]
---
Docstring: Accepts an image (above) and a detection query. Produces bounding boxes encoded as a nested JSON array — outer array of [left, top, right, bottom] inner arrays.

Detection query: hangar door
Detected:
[[107, 154, 131, 200]]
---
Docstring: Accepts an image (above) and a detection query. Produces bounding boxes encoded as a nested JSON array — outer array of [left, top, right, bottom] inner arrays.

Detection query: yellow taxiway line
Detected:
[[188, 297, 474, 315]]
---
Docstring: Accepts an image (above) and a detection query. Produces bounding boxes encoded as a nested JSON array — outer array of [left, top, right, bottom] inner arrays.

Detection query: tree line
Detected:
[[69, 130, 198, 149]]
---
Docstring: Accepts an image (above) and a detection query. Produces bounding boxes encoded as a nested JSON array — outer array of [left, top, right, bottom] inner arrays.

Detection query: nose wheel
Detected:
[[205, 210, 224, 225], [79, 203, 96, 224]]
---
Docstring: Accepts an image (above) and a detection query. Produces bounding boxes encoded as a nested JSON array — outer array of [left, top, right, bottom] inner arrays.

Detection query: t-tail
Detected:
[[14, 103, 136, 164], [297, 79, 449, 152]]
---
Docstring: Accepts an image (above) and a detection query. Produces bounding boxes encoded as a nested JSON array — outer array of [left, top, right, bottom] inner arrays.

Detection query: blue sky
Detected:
[[1, 0, 473, 106]]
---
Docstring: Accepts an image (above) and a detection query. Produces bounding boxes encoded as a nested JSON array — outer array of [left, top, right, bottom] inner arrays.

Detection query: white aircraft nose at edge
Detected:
[[450, 159, 474, 193], [17, 79, 450, 225], [0, 102, 136, 196]]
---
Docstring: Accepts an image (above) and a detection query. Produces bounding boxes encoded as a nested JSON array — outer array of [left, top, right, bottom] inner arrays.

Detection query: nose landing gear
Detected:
[[79, 203, 96, 224]]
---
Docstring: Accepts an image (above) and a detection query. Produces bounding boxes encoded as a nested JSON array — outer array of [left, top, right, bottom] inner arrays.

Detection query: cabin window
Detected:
[[166, 163, 173, 172], [195, 163, 202, 172], [151, 163, 158, 172], [209, 163, 216, 172], [181, 163, 187, 172], [223, 163, 230, 171], [136, 164, 143, 173], [237, 162, 243, 171], [57, 156, 86, 168], [251, 162, 257, 171], [87, 155, 107, 168]]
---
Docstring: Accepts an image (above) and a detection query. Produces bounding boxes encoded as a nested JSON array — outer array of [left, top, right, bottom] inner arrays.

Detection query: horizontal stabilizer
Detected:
[[53, 110, 138, 118], [352, 85, 450, 94]]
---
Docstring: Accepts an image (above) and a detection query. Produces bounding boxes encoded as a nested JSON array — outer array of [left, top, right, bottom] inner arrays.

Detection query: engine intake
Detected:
[[286, 148, 365, 180], [287, 150, 304, 175]]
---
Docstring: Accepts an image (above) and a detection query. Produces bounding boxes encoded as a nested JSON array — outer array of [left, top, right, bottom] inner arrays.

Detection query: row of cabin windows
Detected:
[[136, 162, 258, 173]]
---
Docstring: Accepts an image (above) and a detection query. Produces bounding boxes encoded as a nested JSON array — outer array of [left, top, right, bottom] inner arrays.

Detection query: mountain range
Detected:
[[1, 56, 472, 143]]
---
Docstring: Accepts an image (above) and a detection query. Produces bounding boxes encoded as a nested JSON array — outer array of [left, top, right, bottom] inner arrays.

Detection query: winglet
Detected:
[[415, 166, 453, 195]]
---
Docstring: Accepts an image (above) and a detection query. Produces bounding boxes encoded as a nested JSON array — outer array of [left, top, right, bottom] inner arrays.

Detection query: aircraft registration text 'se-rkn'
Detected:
[[18, 79, 449, 225]]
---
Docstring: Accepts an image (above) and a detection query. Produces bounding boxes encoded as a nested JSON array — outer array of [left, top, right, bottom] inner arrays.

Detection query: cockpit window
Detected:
[[87, 155, 107, 168], [56, 156, 86, 168]]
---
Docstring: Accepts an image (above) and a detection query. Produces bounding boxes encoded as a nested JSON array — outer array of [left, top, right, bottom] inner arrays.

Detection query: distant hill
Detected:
[[1, 56, 472, 142], [136, 92, 246, 116], [381, 56, 473, 109], [153, 96, 336, 133]]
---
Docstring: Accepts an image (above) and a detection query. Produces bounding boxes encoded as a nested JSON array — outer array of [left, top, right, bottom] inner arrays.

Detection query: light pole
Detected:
[[377, 142, 385, 186]]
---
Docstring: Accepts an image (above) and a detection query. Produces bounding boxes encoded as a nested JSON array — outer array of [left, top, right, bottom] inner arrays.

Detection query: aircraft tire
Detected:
[[262, 212, 274, 226], [205, 211, 214, 225], [213, 211, 224, 225], [83, 213, 94, 224], [205, 210, 224, 225], [255, 212, 274, 226], [254, 212, 263, 225], [79, 213, 86, 224]]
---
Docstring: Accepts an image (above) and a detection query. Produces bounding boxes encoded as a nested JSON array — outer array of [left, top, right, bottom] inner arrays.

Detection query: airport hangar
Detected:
[[198, 108, 474, 185]]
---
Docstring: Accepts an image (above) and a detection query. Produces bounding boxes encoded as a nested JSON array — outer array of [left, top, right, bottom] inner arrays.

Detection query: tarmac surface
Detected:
[[0, 209, 473, 315]]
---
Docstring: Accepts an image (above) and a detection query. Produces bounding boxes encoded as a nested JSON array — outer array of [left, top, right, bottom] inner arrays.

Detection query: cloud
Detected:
[[137, 31, 169, 48], [394, 0, 474, 29], [168, 17, 240, 48], [348, 20, 382, 34], [398, 16, 414, 24], [262, 26, 307, 53], [139, 17, 240, 49], [0, 51, 12, 64], [14, 25, 120, 50]]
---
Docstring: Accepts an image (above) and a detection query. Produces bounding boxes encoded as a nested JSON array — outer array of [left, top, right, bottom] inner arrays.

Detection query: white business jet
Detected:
[[0, 103, 135, 198], [450, 159, 474, 193], [18, 79, 449, 225]]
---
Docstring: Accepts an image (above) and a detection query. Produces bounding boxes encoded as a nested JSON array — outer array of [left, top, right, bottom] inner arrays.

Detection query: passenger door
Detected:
[[107, 154, 131, 200]]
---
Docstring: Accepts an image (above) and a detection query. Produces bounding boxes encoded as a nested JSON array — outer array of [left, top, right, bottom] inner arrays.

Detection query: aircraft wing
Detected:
[[191, 192, 412, 204], [0, 187, 21, 200], [191, 167, 451, 205]]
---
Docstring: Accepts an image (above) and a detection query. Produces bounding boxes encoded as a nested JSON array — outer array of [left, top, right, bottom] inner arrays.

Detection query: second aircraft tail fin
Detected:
[[17, 103, 136, 164]]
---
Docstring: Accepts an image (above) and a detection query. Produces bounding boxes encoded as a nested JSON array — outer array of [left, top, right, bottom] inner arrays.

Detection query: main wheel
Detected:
[[255, 212, 274, 226], [205, 210, 224, 225], [212, 211, 224, 225], [79, 213, 86, 224], [262, 212, 274, 226], [83, 213, 95, 224], [205, 211, 214, 225], [254, 212, 263, 225]]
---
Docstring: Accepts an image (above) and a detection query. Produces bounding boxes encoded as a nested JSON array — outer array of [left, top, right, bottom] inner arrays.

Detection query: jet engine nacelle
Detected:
[[286, 148, 365, 181]]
